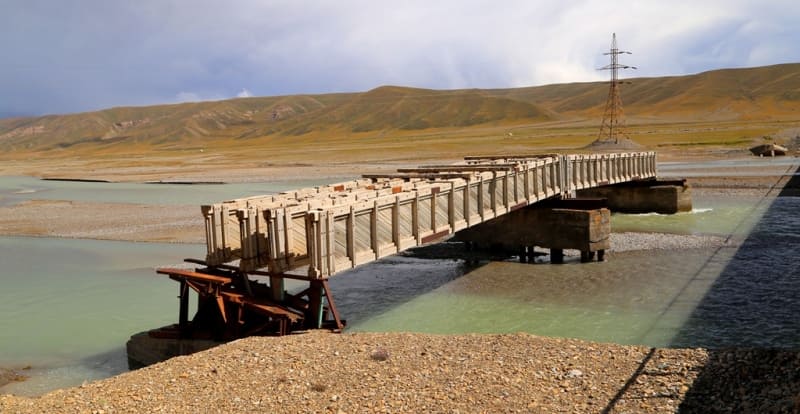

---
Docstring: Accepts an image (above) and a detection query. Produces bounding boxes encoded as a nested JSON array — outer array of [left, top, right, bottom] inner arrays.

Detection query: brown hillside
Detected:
[[1, 63, 799, 157]]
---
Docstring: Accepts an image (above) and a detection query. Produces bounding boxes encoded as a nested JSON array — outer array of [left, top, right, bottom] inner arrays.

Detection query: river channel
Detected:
[[1, 157, 798, 396]]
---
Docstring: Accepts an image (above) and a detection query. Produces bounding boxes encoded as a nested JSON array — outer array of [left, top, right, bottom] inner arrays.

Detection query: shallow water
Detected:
[[612, 194, 766, 236], [344, 249, 727, 346], [1, 158, 798, 395], [0, 237, 202, 395], [0, 176, 338, 207]]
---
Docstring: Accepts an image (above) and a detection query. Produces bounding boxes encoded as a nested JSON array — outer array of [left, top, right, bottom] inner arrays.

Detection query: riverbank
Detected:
[[1, 156, 798, 412], [2, 331, 798, 413]]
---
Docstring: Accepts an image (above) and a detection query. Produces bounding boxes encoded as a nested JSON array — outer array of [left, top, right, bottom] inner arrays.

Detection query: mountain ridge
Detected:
[[1, 63, 799, 154]]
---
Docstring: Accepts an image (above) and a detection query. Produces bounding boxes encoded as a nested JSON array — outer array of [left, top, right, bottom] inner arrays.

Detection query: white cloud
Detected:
[[236, 88, 253, 98], [2, 0, 799, 115]]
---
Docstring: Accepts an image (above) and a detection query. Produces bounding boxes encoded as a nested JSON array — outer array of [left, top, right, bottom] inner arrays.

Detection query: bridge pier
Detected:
[[576, 179, 692, 214], [454, 198, 610, 264]]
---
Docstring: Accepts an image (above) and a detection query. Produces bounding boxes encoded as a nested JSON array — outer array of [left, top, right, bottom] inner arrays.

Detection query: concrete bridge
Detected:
[[135, 151, 690, 364], [201, 152, 658, 278]]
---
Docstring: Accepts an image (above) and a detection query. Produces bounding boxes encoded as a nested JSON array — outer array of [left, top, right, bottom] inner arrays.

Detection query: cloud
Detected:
[[1, 0, 799, 116], [236, 88, 253, 98]]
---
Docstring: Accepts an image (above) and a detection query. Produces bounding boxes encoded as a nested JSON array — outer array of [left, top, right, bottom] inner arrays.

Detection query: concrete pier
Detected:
[[576, 179, 692, 214], [454, 198, 610, 263]]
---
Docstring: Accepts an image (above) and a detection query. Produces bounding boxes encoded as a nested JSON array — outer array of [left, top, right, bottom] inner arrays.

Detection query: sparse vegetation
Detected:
[[0, 63, 798, 178]]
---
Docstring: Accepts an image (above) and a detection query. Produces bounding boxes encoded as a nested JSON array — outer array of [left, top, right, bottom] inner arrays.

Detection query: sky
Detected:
[[2, 0, 799, 117]]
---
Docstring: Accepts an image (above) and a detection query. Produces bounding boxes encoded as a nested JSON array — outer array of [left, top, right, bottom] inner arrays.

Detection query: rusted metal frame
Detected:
[[182, 258, 318, 282], [321, 279, 344, 331], [171, 278, 228, 324], [178, 280, 189, 332]]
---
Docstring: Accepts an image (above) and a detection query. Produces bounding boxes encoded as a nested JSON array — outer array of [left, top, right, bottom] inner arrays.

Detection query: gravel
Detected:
[[0, 332, 705, 413], [610, 232, 736, 253], [3, 332, 797, 413]]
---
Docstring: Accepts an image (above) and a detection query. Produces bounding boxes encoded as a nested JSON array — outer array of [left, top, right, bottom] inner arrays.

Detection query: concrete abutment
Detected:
[[576, 179, 692, 214]]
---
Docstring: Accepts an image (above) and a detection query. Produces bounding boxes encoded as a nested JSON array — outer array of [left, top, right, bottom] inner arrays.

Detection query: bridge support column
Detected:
[[454, 198, 610, 264], [551, 248, 564, 264], [576, 179, 692, 214], [270, 276, 285, 302], [306, 281, 325, 329]]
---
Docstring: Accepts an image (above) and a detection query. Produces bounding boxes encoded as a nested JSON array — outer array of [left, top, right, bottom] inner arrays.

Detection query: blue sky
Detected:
[[2, 0, 799, 117]]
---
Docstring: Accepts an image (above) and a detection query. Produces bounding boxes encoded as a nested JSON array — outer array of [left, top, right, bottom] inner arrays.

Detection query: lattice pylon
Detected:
[[596, 33, 636, 144]]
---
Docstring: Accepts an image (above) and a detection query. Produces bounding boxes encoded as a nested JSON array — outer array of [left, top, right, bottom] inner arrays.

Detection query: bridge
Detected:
[[139, 151, 662, 358], [202, 151, 656, 277]]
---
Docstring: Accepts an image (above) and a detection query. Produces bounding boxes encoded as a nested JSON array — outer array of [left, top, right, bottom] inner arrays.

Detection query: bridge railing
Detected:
[[201, 177, 422, 267], [200, 151, 656, 278], [566, 152, 657, 192]]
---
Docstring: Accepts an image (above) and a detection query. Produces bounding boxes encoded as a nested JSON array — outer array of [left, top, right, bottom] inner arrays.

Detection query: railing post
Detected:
[[347, 206, 355, 264], [371, 200, 379, 259], [305, 210, 322, 278], [413, 193, 421, 244]]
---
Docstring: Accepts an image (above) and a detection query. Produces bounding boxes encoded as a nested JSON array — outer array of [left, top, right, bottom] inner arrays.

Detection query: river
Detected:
[[1, 157, 798, 395]]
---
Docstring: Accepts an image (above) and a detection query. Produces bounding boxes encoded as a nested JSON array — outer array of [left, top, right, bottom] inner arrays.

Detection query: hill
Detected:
[[1, 63, 799, 158]]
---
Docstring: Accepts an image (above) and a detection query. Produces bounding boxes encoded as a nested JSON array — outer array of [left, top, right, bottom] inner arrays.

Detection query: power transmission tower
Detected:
[[596, 33, 636, 144]]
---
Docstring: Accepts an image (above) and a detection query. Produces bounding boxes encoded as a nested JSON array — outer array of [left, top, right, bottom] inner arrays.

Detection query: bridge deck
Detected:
[[201, 152, 656, 279]]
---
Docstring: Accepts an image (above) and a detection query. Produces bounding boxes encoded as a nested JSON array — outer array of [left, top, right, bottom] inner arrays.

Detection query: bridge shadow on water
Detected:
[[669, 163, 800, 412], [325, 243, 491, 327]]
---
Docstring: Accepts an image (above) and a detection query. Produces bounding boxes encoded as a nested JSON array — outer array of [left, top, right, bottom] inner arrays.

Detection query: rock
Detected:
[[566, 369, 583, 378]]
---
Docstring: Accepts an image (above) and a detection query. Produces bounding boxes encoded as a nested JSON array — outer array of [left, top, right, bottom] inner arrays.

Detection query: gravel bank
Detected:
[[0, 332, 701, 413], [610, 232, 736, 253], [3, 332, 797, 413], [0, 200, 204, 243]]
